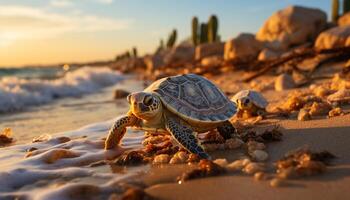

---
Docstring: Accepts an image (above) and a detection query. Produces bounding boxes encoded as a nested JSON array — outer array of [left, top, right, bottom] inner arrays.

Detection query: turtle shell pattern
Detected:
[[232, 90, 268, 109], [145, 74, 236, 122]]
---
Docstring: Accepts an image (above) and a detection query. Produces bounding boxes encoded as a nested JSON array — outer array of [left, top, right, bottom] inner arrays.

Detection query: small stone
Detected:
[[270, 178, 284, 187], [213, 158, 228, 168], [153, 154, 170, 164], [243, 162, 265, 175], [309, 102, 331, 116], [247, 141, 266, 152], [298, 109, 311, 121], [224, 138, 243, 149], [113, 89, 130, 99], [251, 150, 269, 162], [328, 107, 345, 118], [226, 160, 245, 171], [275, 73, 295, 91], [254, 172, 268, 181], [277, 167, 296, 179]]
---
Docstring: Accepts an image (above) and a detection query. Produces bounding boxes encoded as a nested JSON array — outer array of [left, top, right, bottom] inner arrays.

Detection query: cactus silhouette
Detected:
[[192, 16, 199, 46], [332, 0, 340, 23], [344, 0, 350, 14], [208, 15, 218, 43], [166, 29, 177, 48], [132, 47, 137, 57], [200, 23, 208, 44]]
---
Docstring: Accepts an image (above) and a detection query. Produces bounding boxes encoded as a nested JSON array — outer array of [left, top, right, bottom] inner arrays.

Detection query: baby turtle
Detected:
[[105, 74, 237, 159], [231, 90, 268, 118]]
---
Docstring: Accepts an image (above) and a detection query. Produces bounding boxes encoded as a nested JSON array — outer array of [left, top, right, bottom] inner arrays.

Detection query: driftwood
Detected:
[[242, 46, 350, 82]]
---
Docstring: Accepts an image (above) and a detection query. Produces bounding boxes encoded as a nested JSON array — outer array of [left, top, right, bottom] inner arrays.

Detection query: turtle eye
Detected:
[[244, 98, 250, 105], [143, 95, 153, 106]]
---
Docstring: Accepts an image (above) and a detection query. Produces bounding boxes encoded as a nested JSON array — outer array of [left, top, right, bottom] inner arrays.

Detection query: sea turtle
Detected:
[[231, 90, 268, 118], [105, 74, 237, 159]]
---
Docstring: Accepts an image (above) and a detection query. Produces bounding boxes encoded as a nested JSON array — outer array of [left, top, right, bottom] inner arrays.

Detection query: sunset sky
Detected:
[[0, 0, 330, 67]]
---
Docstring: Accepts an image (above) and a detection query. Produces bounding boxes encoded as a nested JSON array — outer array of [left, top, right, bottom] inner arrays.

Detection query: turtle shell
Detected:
[[231, 90, 268, 109], [145, 74, 236, 122]]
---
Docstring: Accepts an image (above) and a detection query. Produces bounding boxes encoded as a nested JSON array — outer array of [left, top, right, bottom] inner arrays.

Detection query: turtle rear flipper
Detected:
[[165, 117, 210, 159]]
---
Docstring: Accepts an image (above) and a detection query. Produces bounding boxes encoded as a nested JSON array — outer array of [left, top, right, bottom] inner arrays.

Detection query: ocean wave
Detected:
[[0, 67, 123, 112]]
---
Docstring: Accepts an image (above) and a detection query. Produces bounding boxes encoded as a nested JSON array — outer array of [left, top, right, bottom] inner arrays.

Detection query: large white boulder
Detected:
[[224, 33, 263, 61], [195, 42, 224, 60], [256, 6, 327, 51], [315, 25, 350, 49]]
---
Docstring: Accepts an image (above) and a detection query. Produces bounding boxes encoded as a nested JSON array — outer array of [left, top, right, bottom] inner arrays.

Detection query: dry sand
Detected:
[[141, 65, 350, 200]]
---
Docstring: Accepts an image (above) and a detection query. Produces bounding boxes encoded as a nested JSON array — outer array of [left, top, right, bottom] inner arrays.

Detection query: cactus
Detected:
[[156, 39, 164, 53], [332, 0, 340, 23], [166, 29, 177, 48], [208, 15, 218, 43], [191, 16, 199, 46], [132, 47, 137, 57], [199, 23, 208, 44], [344, 0, 350, 14]]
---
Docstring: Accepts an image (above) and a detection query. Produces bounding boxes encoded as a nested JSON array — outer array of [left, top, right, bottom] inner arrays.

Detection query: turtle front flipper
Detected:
[[105, 113, 138, 150], [165, 117, 210, 159]]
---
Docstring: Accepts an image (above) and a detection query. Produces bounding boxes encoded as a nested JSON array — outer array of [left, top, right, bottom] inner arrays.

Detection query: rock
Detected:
[[242, 162, 265, 175], [298, 109, 311, 121], [315, 25, 350, 49], [164, 44, 195, 66], [195, 42, 224, 60], [328, 107, 344, 117], [270, 178, 284, 187], [113, 89, 130, 99], [112, 57, 145, 73], [201, 55, 223, 67], [256, 6, 327, 51], [213, 158, 228, 167], [224, 33, 263, 61], [274, 73, 295, 91], [250, 150, 269, 162], [338, 12, 350, 26], [143, 51, 168, 72], [327, 89, 350, 103], [257, 48, 281, 61], [153, 154, 170, 164]]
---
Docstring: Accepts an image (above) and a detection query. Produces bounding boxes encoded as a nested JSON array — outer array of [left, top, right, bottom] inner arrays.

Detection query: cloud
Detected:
[[96, 0, 114, 4], [50, 0, 113, 7], [50, 0, 74, 7], [0, 5, 132, 47]]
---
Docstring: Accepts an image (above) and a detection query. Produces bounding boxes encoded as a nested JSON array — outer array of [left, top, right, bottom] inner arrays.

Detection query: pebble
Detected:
[[113, 89, 130, 99], [226, 160, 246, 172], [251, 150, 269, 162], [243, 162, 265, 175], [275, 73, 295, 91], [224, 138, 243, 149], [270, 178, 284, 187], [254, 172, 268, 181], [328, 107, 344, 118], [213, 158, 228, 168], [153, 154, 170, 164], [298, 109, 311, 121]]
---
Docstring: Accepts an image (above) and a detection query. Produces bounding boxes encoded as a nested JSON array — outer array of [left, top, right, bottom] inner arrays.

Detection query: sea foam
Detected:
[[0, 117, 145, 199], [0, 67, 123, 112]]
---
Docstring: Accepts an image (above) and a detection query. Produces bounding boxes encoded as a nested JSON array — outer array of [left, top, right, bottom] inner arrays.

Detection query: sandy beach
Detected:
[[1, 1, 350, 200]]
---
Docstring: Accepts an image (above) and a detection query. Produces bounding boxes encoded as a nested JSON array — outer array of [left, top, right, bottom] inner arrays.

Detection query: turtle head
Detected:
[[127, 92, 162, 120], [237, 97, 254, 110]]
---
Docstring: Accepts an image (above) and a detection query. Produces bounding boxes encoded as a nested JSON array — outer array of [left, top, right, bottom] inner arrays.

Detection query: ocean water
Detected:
[[0, 66, 149, 199]]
